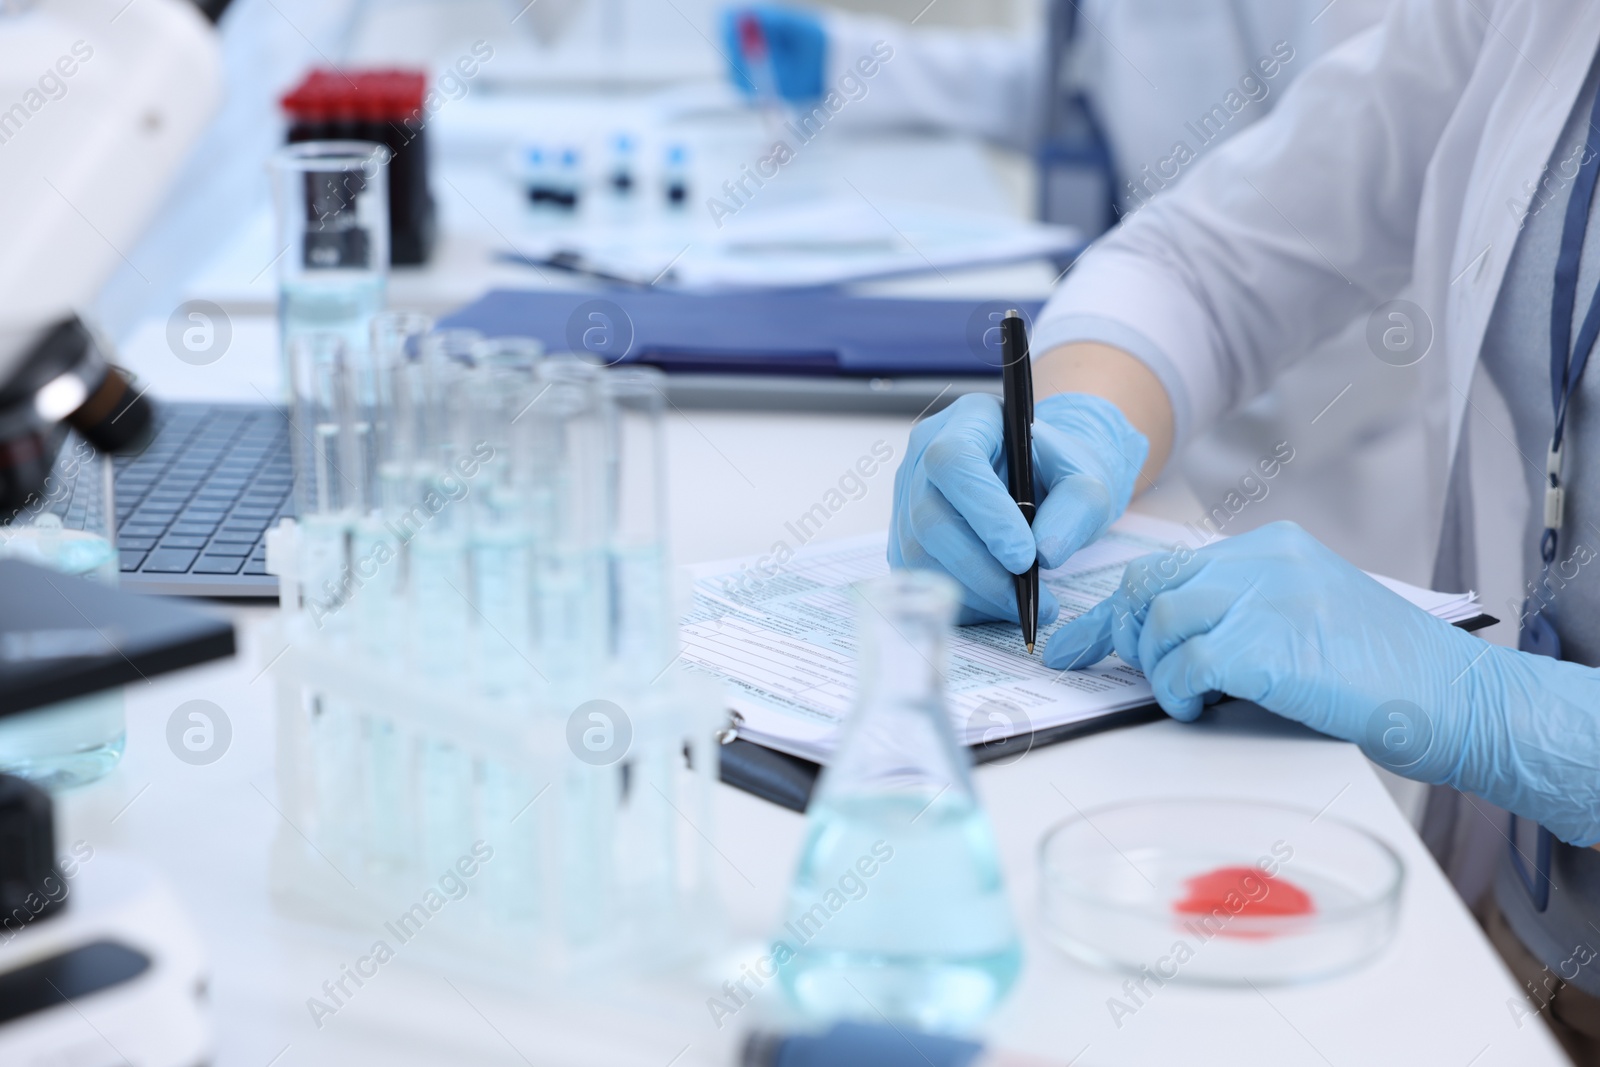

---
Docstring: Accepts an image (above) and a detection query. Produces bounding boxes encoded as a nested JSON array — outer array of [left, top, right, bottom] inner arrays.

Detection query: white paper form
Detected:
[[679, 514, 1484, 763], [681, 515, 1179, 761]]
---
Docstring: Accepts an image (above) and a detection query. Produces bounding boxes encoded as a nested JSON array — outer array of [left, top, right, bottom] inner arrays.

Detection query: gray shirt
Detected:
[[1479, 46, 1600, 996]]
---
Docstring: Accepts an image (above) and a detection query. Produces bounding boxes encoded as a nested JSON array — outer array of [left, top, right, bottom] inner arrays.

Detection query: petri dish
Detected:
[[1039, 798, 1403, 985]]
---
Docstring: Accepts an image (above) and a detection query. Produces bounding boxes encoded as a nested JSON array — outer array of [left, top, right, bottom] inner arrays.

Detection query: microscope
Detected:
[[1, 1, 236, 1063]]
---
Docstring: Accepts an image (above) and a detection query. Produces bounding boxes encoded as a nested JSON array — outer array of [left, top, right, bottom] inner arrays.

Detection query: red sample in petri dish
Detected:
[[1173, 865, 1315, 937], [1039, 799, 1402, 983]]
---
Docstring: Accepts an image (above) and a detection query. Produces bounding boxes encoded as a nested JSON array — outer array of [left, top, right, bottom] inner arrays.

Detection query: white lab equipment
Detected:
[[0, 0, 224, 789], [0, 848, 212, 1067], [0, 0, 221, 378]]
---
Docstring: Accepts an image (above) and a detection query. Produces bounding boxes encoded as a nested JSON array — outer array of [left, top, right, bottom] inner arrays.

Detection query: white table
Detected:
[[50, 389, 1564, 1066], [67, 111, 1566, 1065]]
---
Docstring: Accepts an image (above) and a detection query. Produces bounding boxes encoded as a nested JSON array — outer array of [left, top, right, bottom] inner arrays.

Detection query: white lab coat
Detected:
[[819, 0, 1390, 180], [820, 0, 1445, 589], [1032, 0, 1593, 583]]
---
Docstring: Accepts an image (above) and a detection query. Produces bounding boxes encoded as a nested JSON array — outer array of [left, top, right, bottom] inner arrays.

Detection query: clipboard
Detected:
[[718, 611, 1499, 813]]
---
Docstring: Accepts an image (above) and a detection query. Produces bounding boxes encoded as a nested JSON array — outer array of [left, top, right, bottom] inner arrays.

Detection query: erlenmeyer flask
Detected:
[[778, 571, 1021, 1031]]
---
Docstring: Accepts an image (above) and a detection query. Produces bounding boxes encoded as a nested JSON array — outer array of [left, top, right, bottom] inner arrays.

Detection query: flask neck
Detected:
[[819, 572, 974, 808], [855, 607, 946, 716]]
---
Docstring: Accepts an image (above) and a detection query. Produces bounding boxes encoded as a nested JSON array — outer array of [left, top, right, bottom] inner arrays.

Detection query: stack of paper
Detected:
[[1369, 575, 1483, 626], [678, 514, 1484, 763], [517, 200, 1084, 290]]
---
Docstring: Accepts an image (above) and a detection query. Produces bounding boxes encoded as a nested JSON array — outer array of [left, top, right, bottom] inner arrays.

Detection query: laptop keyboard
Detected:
[[105, 403, 292, 596]]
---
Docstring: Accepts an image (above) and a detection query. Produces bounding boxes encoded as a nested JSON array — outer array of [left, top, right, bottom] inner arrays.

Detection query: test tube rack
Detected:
[[261, 519, 725, 981]]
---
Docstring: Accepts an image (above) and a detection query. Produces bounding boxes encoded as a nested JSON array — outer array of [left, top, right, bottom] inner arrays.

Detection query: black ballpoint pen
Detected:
[[999, 309, 1039, 654]]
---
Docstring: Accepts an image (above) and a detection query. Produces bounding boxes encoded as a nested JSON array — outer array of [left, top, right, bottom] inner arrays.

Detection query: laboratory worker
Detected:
[[890, 0, 1600, 1058], [721, 0, 1451, 600], [723, 0, 1385, 196]]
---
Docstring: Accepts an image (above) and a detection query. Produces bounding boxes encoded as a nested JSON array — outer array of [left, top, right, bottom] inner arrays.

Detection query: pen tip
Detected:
[[1026, 642, 1035, 655]]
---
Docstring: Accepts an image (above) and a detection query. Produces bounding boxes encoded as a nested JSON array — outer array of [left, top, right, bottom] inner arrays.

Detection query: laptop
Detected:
[[100, 402, 291, 598]]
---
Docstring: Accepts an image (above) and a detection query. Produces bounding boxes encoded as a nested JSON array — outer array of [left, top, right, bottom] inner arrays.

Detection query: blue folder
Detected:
[[439, 289, 1047, 404]]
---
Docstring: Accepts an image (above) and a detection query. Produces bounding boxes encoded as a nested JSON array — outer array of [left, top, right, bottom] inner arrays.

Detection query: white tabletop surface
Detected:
[[55, 112, 1567, 1066], [52, 386, 1566, 1067]]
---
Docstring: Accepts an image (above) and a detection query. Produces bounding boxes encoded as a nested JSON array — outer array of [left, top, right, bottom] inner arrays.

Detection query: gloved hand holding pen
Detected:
[[888, 391, 1148, 626]]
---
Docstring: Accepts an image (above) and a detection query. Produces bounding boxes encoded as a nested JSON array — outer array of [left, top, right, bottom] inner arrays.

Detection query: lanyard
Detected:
[[1510, 81, 1600, 913], [1541, 81, 1600, 571]]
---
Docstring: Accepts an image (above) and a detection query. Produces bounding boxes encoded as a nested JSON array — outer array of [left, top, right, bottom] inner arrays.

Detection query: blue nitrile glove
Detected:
[[722, 5, 827, 103], [890, 392, 1149, 627], [1045, 521, 1600, 846]]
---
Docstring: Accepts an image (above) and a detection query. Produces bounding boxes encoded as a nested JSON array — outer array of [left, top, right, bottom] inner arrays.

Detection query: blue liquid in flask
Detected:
[[779, 571, 1021, 1032]]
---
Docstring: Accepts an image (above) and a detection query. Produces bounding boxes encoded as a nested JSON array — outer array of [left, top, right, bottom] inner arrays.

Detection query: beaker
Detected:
[[0, 432, 125, 787], [778, 571, 1021, 1032], [270, 141, 390, 393]]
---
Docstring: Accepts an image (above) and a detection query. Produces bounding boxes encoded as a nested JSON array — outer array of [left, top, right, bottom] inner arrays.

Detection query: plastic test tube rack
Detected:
[[260, 332, 724, 982]]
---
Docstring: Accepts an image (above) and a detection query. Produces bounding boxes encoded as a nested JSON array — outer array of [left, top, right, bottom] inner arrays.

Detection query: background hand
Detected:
[[889, 391, 1147, 627], [721, 5, 827, 103]]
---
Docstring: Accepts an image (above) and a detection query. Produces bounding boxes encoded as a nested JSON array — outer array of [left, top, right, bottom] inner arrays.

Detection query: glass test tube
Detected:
[[288, 332, 367, 865], [528, 356, 612, 698], [459, 355, 547, 929], [365, 311, 432, 874], [351, 311, 432, 658], [601, 367, 679, 929], [525, 357, 616, 945], [402, 344, 477, 873], [372, 310, 435, 533], [465, 363, 541, 694], [605, 366, 674, 689], [405, 350, 473, 677], [287, 331, 356, 621]]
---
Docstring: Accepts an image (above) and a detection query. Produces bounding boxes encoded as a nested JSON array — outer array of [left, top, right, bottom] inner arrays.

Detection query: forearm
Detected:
[[1033, 342, 1175, 491], [820, 13, 1045, 150]]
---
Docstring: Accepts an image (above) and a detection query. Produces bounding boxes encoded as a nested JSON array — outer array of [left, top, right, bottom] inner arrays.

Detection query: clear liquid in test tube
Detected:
[[287, 332, 356, 625], [372, 312, 436, 548], [348, 311, 433, 658], [529, 359, 618, 943], [288, 333, 368, 865], [466, 364, 540, 694], [405, 353, 473, 677], [364, 312, 432, 875], [527, 356, 612, 700], [605, 366, 674, 689]]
